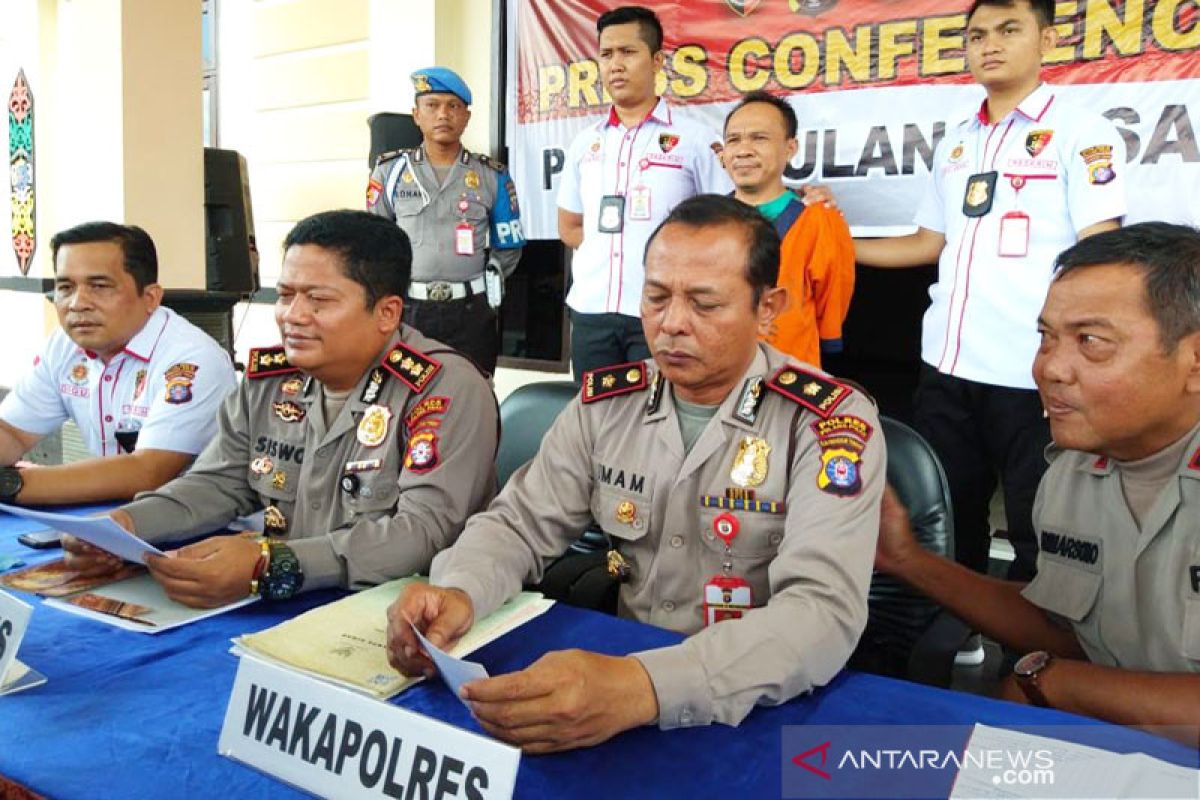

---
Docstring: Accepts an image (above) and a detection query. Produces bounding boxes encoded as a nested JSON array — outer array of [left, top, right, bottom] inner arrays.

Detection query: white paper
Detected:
[[951, 723, 1199, 799], [0, 503, 163, 563], [43, 571, 257, 634], [411, 620, 488, 707]]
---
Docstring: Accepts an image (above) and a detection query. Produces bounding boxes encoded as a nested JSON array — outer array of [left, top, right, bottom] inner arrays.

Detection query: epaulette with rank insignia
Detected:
[[373, 147, 412, 168], [246, 346, 300, 379], [476, 153, 507, 173], [381, 341, 442, 393], [766, 365, 851, 418], [581, 361, 648, 404]]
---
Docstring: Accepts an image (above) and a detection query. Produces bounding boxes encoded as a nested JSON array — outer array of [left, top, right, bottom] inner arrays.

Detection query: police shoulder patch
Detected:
[[476, 153, 507, 173], [247, 347, 300, 379], [582, 361, 648, 404], [382, 342, 442, 393], [765, 365, 850, 418]]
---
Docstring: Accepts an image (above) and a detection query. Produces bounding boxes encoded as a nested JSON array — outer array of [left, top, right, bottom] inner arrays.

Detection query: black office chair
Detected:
[[496, 381, 578, 488], [496, 381, 617, 612], [366, 112, 422, 167], [849, 415, 971, 687]]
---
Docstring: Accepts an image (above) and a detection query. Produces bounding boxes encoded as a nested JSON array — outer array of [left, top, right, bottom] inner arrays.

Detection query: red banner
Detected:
[[517, 0, 1200, 124]]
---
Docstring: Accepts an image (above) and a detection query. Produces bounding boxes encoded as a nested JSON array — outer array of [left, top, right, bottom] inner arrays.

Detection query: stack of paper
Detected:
[[234, 577, 554, 699], [1, 560, 257, 633]]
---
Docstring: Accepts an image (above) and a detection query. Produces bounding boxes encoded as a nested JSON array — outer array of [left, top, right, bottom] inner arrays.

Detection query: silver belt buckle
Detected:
[[427, 281, 453, 302]]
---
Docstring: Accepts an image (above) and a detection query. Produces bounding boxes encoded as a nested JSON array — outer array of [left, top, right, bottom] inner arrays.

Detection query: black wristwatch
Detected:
[[0, 466, 24, 503], [1013, 650, 1055, 707], [257, 541, 305, 601]]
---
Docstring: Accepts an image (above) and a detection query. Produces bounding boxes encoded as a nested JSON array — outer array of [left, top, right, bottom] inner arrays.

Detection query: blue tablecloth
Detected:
[[0, 511, 1194, 799]]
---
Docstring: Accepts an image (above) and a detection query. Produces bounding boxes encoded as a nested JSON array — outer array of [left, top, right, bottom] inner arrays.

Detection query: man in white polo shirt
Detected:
[[854, 0, 1125, 614], [0, 221, 237, 506], [558, 5, 732, 380]]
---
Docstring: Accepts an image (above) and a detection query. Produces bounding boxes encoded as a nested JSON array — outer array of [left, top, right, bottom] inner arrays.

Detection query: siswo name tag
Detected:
[[219, 656, 519, 799]]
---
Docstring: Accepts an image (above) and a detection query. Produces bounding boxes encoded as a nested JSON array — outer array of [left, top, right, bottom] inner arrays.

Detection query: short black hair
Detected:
[[645, 194, 779, 305], [967, 0, 1054, 27], [1054, 222, 1200, 351], [283, 210, 411, 309], [725, 90, 798, 139], [597, 5, 663, 53], [50, 221, 158, 291]]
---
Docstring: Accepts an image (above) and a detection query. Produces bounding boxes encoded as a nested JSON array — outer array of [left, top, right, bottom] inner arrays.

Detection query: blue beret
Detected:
[[411, 67, 472, 106]]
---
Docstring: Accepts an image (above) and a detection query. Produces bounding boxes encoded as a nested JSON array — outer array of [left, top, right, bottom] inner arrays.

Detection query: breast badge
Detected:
[[615, 500, 637, 525], [273, 400, 306, 423], [357, 404, 392, 447], [730, 436, 770, 488], [250, 456, 274, 476], [69, 361, 88, 385]]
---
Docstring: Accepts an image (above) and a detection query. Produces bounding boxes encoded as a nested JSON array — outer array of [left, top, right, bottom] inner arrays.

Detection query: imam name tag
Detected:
[[219, 656, 519, 799]]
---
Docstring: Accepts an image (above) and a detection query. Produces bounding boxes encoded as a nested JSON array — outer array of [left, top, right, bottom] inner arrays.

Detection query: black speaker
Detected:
[[204, 147, 260, 295], [367, 113, 423, 167]]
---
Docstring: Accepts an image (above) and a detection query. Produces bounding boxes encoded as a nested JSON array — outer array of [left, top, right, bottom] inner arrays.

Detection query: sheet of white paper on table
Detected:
[[410, 620, 488, 707], [950, 723, 1199, 799], [0, 502, 163, 563]]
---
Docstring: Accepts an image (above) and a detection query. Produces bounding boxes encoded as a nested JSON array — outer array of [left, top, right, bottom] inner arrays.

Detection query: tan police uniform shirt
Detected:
[[431, 343, 884, 728], [1023, 428, 1200, 673], [367, 145, 525, 284], [122, 325, 499, 591]]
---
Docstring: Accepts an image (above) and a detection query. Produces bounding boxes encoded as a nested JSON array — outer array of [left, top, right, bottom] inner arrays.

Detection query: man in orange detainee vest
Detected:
[[722, 90, 855, 367]]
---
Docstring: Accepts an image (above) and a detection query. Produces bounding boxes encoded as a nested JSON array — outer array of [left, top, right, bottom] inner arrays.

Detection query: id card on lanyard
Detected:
[[703, 512, 753, 625]]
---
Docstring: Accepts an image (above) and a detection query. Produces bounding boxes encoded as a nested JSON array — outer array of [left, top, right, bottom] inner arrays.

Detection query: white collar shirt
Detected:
[[557, 98, 732, 317], [913, 83, 1127, 389], [0, 306, 237, 457]]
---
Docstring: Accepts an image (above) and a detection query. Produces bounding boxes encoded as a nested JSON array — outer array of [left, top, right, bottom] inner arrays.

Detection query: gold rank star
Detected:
[[401, 356, 417, 372], [802, 382, 822, 397], [602, 374, 616, 388]]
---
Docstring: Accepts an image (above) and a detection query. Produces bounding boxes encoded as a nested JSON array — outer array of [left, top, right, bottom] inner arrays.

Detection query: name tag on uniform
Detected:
[[998, 211, 1030, 257], [598, 195, 624, 233], [454, 221, 475, 256], [629, 185, 652, 221]]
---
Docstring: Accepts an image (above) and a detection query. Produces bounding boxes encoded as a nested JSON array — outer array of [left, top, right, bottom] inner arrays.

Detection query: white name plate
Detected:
[[0, 588, 44, 696], [219, 656, 520, 799]]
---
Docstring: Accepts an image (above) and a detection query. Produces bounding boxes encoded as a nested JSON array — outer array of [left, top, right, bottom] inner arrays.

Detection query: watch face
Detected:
[[1015, 650, 1051, 677], [0, 467, 22, 499]]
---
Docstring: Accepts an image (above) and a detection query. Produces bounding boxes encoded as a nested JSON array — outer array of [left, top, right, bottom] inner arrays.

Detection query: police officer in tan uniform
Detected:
[[387, 195, 884, 753], [876, 223, 1200, 744], [367, 67, 524, 376], [63, 211, 498, 607]]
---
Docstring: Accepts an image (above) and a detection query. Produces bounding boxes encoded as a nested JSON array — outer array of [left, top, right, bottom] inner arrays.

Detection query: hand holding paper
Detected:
[[385, 583, 475, 677], [0, 503, 161, 564], [409, 619, 488, 708]]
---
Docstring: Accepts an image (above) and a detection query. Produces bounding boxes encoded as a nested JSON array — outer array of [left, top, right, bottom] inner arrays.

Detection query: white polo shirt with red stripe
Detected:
[[558, 98, 732, 317], [914, 83, 1126, 389], [0, 306, 237, 456]]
